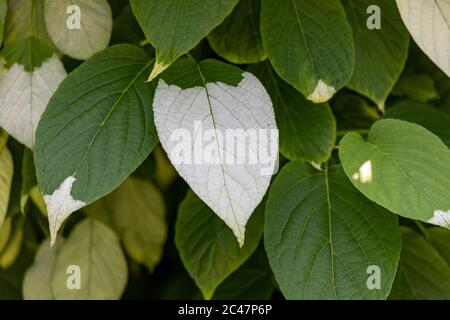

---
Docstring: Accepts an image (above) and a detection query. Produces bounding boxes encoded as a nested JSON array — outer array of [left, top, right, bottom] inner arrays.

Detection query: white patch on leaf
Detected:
[[43, 176, 85, 246], [154, 72, 278, 247], [0, 55, 66, 148], [307, 79, 336, 103], [428, 210, 450, 229], [148, 61, 169, 82], [396, 0, 450, 77]]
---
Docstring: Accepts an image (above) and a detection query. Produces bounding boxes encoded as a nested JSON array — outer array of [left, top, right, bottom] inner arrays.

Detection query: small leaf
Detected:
[[154, 57, 277, 246], [34, 44, 158, 245], [22, 238, 63, 300], [44, 0, 113, 60], [389, 227, 450, 300], [261, 0, 355, 102], [0, 215, 24, 269], [20, 148, 37, 212], [342, 0, 409, 109], [396, 0, 450, 77], [385, 101, 450, 147], [265, 162, 400, 299], [340, 119, 450, 228], [130, 0, 239, 80], [0, 147, 13, 229], [249, 61, 336, 163], [87, 177, 167, 271], [175, 191, 264, 300], [207, 0, 266, 64], [392, 72, 440, 102], [0, 0, 6, 46], [51, 219, 128, 300], [0, 37, 67, 148]]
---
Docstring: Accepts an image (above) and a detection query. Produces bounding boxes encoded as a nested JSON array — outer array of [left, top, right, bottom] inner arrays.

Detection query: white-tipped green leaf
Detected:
[[44, 0, 113, 60], [154, 58, 278, 246], [342, 0, 409, 109], [22, 238, 63, 300], [51, 219, 127, 300], [265, 162, 401, 299], [261, 0, 355, 103], [389, 227, 450, 300], [34, 44, 159, 245], [249, 62, 336, 163], [0, 37, 67, 148], [175, 190, 264, 299], [340, 119, 450, 228], [130, 0, 239, 80], [396, 0, 450, 77], [0, 147, 13, 229], [87, 177, 167, 271], [207, 0, 266, 64]]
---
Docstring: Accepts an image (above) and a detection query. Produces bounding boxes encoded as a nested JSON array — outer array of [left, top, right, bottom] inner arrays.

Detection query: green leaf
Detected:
[[389, 227, 450, 300], [385, 101, 450, 147], [20, 148, 37, 212], [44, 0, 113, 60], [261, 0, 355, 103], [0, 215, 24, 269], [87, 177, 167, 271], [175, 190, 264, 299], [396, 0, 450, 77], [154, 57, 277, 246], [342, 0, 409, 109], [22, 238, 63, 300], [340, 119, 450, 229], [0, 147, 13, 229], [130, 0, 239, 80], [212, 246, 274, 300], [0, 37, 67, 148], [34, 44, 158, 245], [392, 72, 439, 102], [52, 219, 128, 299], [0, 0, 6, 46], [265, 162, 401, 299], [249, 61, 336, 163], [207, 0, 265, 64]]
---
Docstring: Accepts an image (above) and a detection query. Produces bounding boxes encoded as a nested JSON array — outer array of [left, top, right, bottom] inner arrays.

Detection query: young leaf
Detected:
[[340, 119, 450, 229], [249, 61, 336, 163], [207, 0, 266, 64], [392, 72, 439, 102], [396, 0, 450, 77], [389, 227, 450, 300], [34, 44, 158, 245], [130, 0, 239, 80], [261, 0, 355, 103], [0, 215, 24, 269], [385, 101, 450, 147], [153, 57, 278, 246], [22, 238, 63, 300], [175, 191, 264, 300], [86, 177, 167, 271], [342, 0, 409, 109], [51, 219, 128, 299], [44, 0, 113, 60], [0, 0, 6, 46], [265, 162, 400, 299], [0, 147, 13, 229], [0, 37, 67, 148]]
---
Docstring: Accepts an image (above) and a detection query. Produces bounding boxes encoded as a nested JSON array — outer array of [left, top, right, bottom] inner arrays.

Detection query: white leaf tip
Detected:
[[307, 80, 336, 103], [428, 209, 450, 229], [147, 61, 169, 82]]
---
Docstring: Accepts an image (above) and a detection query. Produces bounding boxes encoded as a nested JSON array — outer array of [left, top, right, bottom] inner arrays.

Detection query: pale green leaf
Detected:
[[0, 146, 12, 229], [87, 177, 167, 271], [0, 215, 24, 269], [175, 190, 264, 299], [249, 61, 336, 163], [340, 119, 450, 228], [34, 44, 158, 245], [0, 0, 6, 46], [130, 0, 239, 80], [52, 219, 128, 299], [207, 0, 266, 64], [44, 0, 113, 60], [342, 0, 409, 109], [261, 0, 355, 103], [265, 162, 400, 299]]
